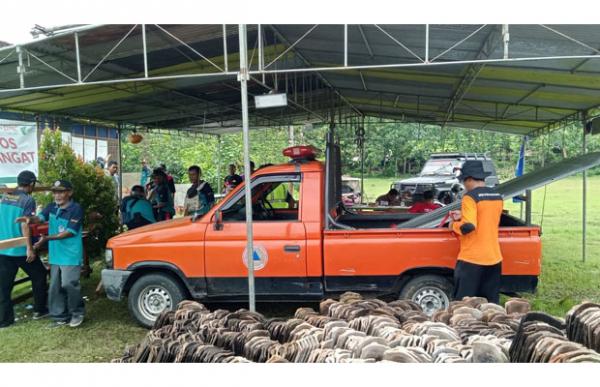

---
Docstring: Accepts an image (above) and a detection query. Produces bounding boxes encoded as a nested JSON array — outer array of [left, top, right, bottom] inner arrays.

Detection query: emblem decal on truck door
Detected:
[[242, 245, 269, 271]]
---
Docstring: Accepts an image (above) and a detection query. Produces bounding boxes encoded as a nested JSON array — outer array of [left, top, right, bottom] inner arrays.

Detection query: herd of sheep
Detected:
[[113, 293, 600, 363]]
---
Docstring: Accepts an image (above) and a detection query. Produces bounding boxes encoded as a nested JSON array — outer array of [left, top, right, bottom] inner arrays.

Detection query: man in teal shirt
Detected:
[[0, 171, 48, 329], [121, 185, 156, 229], [19, 180, 85, 328]]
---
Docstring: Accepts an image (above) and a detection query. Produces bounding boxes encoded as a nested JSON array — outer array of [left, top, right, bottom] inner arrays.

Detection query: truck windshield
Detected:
[[420, 159, 461, 176]]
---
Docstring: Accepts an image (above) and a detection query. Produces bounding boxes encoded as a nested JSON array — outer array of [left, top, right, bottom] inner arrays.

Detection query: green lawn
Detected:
[[503, 174, 600, 315], [361, 177, 401, 203], [0, 262, 147, 362], [1, 175, 599, 362]]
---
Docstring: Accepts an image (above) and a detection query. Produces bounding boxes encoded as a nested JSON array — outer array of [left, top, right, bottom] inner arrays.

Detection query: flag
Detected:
[[513, 136, 527, 203]]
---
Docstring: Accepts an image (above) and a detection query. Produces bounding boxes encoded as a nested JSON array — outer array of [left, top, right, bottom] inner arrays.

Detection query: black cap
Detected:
[[458, 160, 490, 181], [50, 179, 73, 191], [17, 170, 39, 185]]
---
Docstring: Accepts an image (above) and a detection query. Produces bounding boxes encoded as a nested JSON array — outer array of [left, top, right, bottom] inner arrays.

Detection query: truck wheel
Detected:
[[128, 273, 186, 328], [398, 275, 453, 316]]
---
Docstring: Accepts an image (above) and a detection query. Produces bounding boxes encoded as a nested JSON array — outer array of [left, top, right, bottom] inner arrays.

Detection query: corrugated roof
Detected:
[[0, 24, 599, 135]]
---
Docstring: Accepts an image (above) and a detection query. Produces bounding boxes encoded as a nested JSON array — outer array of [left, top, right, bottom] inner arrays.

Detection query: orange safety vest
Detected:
[[451, 186, 503, 266]]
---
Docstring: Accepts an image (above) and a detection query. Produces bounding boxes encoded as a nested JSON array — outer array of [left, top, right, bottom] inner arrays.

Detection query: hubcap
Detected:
[[138, 286, 172, 322], [412, 286, 449, 316]]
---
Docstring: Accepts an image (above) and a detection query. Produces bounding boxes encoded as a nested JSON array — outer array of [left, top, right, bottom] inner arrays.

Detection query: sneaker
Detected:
[[33, 312, 49, 320], [69, 315, 84, 328], [48, 320, 67, 328]]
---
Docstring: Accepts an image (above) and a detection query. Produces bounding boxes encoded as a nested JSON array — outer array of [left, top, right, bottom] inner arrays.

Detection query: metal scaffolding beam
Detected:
[[441, 25, 502, 129]]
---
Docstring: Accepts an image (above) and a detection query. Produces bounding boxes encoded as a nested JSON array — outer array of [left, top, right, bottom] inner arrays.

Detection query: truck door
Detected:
[[204, 173, 309, 297]]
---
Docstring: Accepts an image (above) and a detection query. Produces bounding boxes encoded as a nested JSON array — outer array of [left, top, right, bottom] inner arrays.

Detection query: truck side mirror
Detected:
[[213, 210, 223, 231]]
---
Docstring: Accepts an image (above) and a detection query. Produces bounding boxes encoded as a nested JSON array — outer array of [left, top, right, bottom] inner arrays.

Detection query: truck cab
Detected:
[[103, 144, 547, 327]]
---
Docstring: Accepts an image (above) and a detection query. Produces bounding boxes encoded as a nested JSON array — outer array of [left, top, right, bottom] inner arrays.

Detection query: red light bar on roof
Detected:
[[283, 145, 318, 160]]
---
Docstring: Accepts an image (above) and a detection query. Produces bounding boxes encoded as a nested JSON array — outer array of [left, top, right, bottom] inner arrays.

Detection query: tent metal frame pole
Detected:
[[16, 46, 24, 88], [258, 24, 265, 83], [142, 24, 148, 78], [0, 71, 238, 94], [74, 32, 82, 83], [216, 134, 222, 191], [525, 189, 532, 225], [238, 23, 256, 312], [582, 124, 587, 262], [344, 24, 348, 67], [251, 54, 600, 76], [222, 25, 229, 72], [117, 124, 123, 203], [425, 24, 429, 63]]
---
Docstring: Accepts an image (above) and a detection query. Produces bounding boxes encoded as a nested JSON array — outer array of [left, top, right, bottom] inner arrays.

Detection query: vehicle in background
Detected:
[[393, 153, 499, 205], [341, 176, 361, 205]]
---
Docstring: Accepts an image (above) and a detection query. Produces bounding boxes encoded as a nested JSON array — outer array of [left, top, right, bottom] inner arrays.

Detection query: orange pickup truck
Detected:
[[102, 140, 599, 327]]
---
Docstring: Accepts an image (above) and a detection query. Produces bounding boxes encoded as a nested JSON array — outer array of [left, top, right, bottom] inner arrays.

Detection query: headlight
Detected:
[[105, 249, 113, 269]]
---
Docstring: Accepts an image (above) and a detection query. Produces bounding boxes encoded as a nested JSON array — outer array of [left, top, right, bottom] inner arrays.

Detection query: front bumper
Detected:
[[102, 269, 133, 301]]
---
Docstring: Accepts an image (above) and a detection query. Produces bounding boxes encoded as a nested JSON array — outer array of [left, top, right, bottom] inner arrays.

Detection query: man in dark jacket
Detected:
[[148, 169, 175, 221]]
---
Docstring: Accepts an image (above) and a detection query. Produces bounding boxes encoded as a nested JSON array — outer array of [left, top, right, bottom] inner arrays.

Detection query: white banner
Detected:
[[0, 120, 39, 185]]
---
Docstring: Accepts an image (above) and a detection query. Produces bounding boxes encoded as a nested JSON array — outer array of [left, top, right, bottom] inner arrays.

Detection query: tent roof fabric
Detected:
[[1, 24, 599, 135]]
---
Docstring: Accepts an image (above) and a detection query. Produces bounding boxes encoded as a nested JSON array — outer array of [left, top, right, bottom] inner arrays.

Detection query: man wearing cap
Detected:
[[449, 160, 504, 304], [0, 171, 48, 328], [18, 180, 85, 327]]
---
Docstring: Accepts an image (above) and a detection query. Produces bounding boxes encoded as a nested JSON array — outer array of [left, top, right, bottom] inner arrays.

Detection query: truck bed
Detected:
[[322, 225, 542, 293], [336, 212, 527, 229]]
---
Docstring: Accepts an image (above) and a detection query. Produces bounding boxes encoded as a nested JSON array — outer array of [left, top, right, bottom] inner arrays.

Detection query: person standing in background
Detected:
[[160, 164, 176, 195], [140, 159, 151, 187], [183, 166, 215, 217], [223, 164, 242, 194], [105, 160, 120, 202], [148, 169, 175, 221]]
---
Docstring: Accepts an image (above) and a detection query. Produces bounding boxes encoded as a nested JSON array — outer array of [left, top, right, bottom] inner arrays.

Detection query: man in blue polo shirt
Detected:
[[18, 179, 85, 328], [0, 171, 49, 329]]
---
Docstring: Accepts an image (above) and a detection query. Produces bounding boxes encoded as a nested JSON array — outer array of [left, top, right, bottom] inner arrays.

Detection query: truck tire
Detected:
[[128, 273, 186, 328], [398, 274, 453, 316]]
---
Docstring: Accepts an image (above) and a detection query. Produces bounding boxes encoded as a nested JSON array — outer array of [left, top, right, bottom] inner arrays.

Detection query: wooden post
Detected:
[[0, 237, 27, 250]]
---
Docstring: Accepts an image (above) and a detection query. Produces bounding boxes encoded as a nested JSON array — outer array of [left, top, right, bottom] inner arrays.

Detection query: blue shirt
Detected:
[[140, 165, 151, 186], [0, 189, 36, 256], [38, 201, 84, 266], [121, 195, 156, 224]]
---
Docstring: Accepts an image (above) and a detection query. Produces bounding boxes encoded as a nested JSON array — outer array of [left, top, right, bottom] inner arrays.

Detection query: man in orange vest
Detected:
[[449, 160, 503, 304]]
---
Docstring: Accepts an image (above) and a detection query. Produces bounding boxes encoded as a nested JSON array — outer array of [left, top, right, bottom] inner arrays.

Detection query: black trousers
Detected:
[[0, 254, 48, 326], [453, 260, 502, 304]]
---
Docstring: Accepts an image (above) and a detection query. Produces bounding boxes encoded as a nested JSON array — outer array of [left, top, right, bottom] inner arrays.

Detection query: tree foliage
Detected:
[[119, 121, 600, 186]]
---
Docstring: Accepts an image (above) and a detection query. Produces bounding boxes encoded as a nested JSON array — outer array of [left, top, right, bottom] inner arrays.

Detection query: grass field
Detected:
[[1, 175, 598, 362]]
